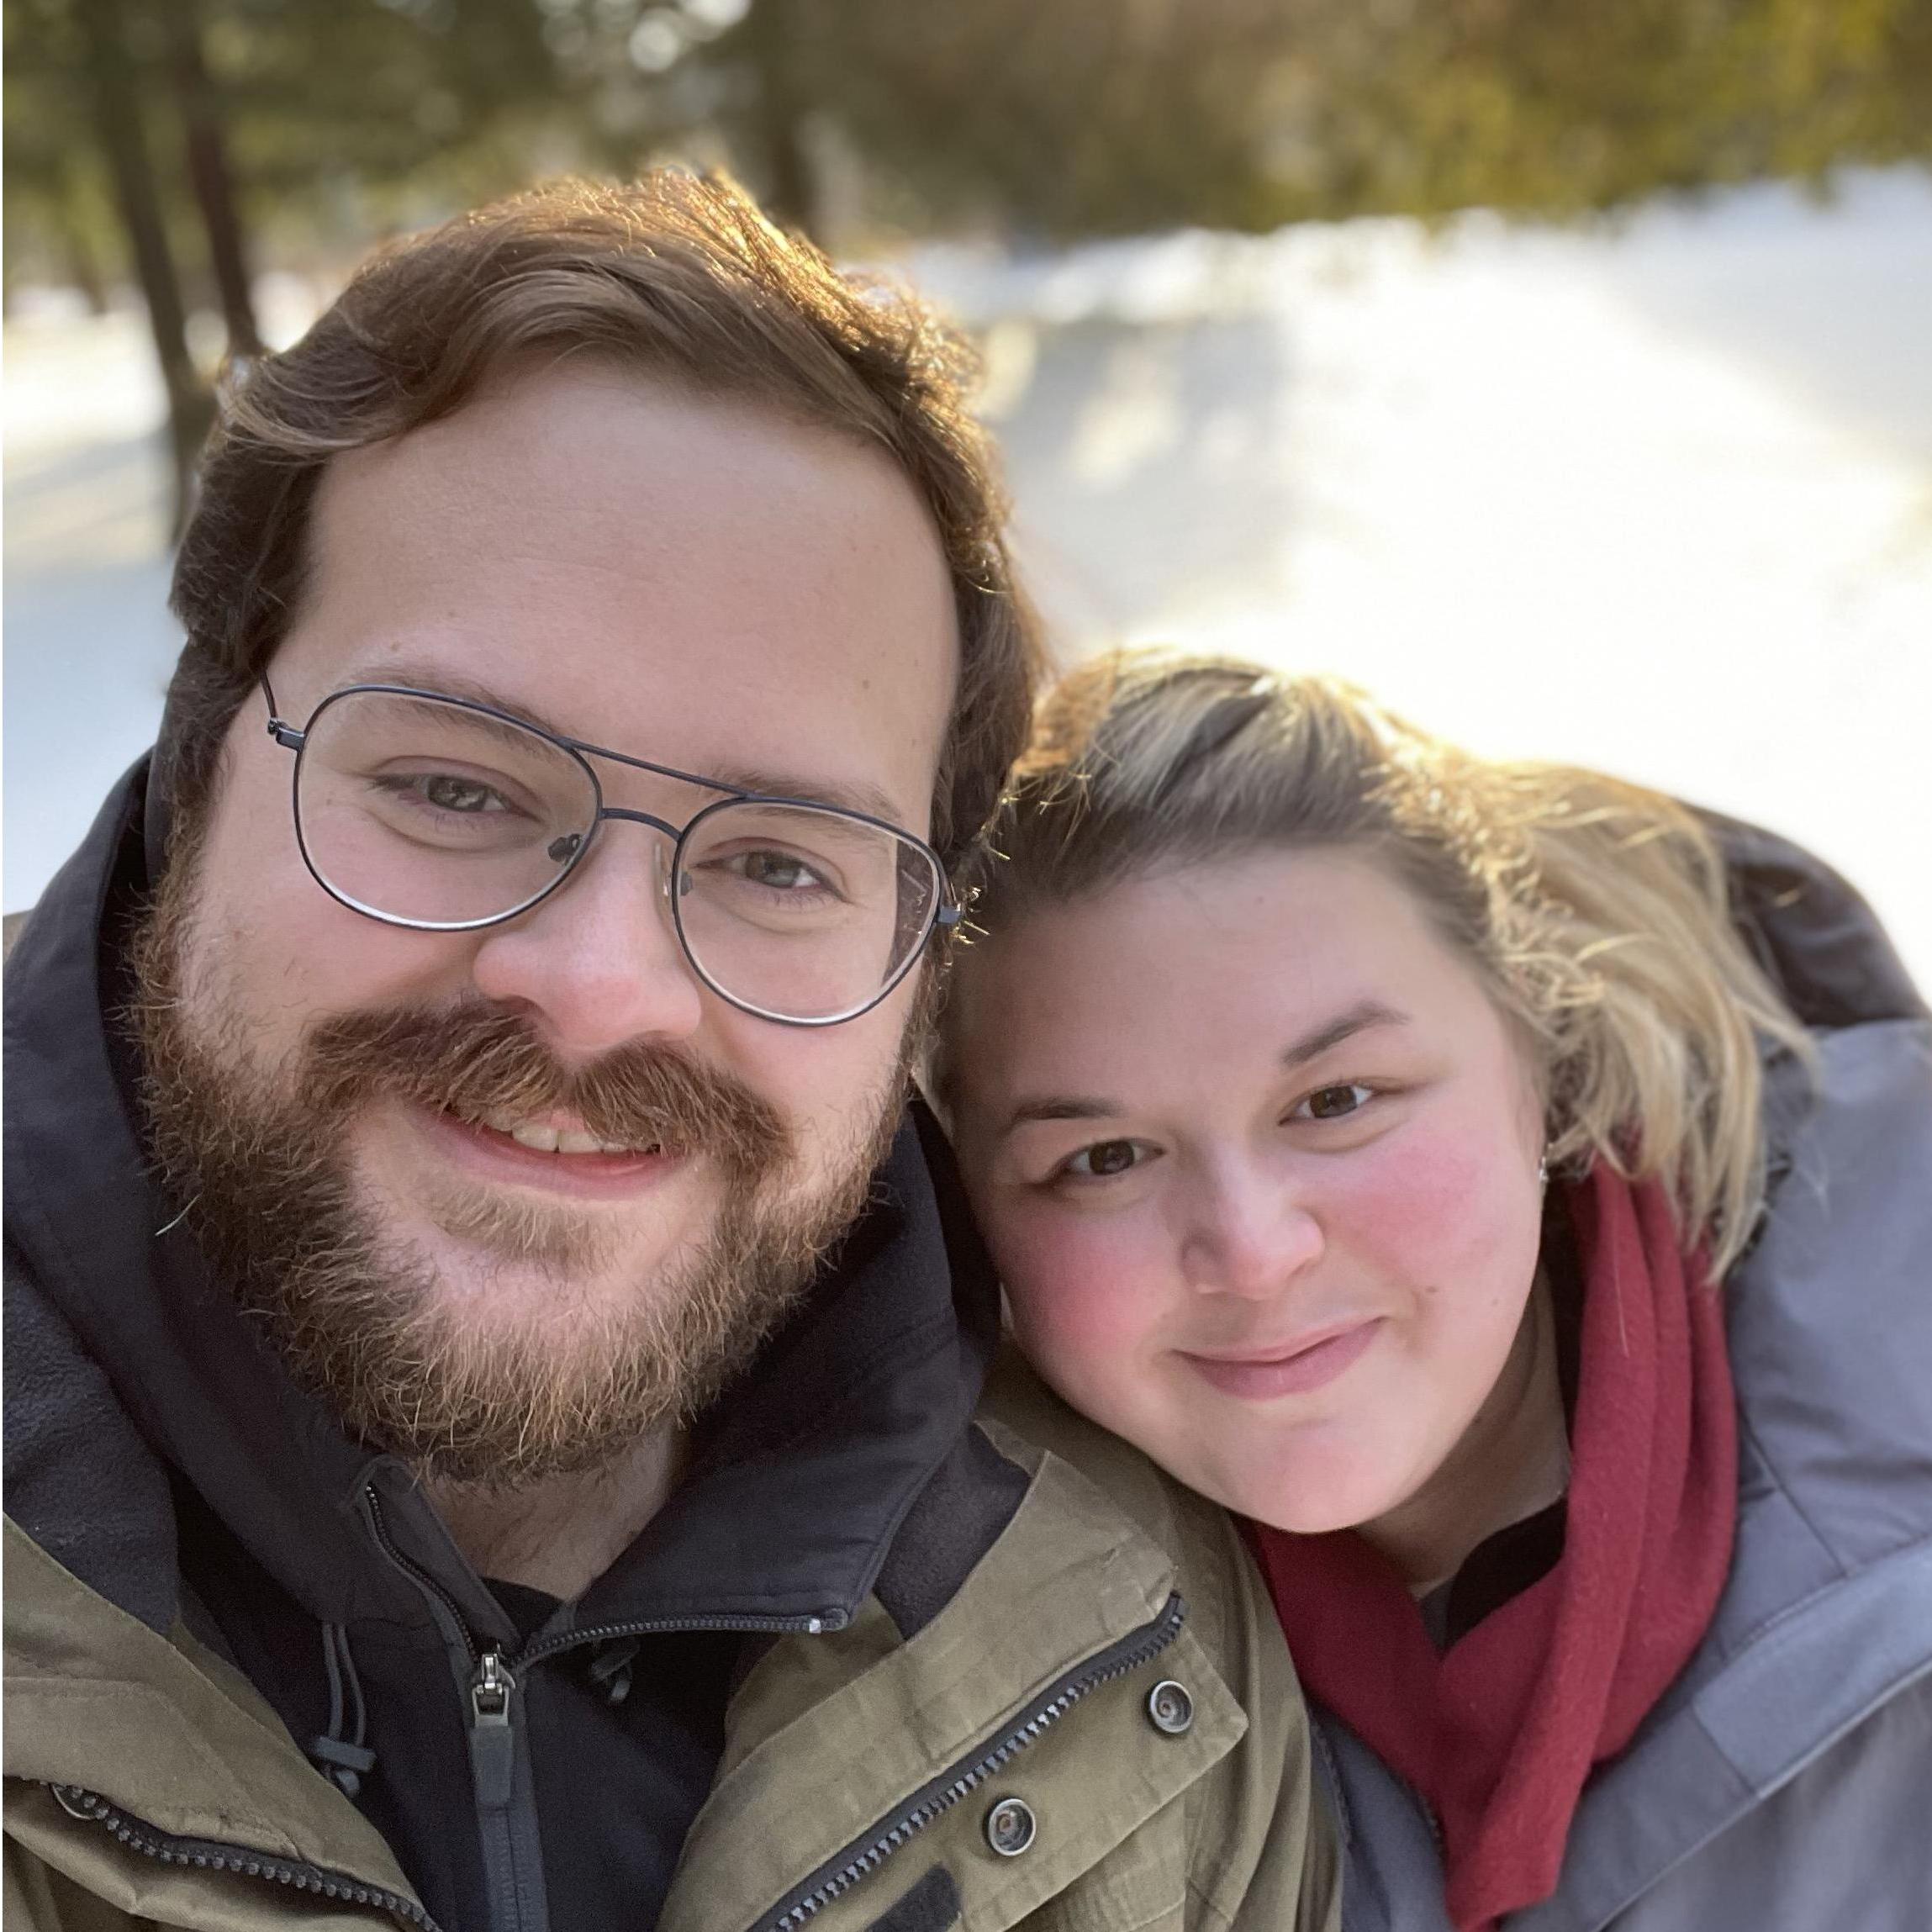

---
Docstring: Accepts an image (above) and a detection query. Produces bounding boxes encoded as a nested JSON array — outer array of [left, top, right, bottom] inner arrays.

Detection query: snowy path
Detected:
[[7, 172, 1929, 984]]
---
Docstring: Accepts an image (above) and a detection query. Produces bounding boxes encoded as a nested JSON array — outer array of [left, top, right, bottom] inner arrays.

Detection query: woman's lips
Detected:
[[1180, 1320, 1383, 1399]]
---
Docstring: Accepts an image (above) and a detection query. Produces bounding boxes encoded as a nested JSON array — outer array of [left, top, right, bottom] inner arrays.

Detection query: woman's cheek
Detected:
[[1336, 1106, 1534, 1289], [993, 1201, 1164, 1400], [1338, 1116, 1543, 1465]]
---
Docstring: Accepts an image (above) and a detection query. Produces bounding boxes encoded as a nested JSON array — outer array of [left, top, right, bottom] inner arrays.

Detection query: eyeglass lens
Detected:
[[293, 689, 940, 1021]]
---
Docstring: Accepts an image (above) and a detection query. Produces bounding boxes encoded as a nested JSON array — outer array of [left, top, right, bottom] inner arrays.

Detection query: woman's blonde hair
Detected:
[[947, 652, 1813, 1278]]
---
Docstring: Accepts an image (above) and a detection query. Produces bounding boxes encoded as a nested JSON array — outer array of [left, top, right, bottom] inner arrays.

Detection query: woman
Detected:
[[937, 652, 1932, 1931]]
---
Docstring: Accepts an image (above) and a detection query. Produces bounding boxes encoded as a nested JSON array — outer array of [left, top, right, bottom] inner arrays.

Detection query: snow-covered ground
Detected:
[[7, 171, 1930, 986]]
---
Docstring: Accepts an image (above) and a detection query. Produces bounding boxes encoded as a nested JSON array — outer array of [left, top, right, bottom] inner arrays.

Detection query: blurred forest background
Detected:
[[6, 0, 1932, 981], [9, 0, 1931, 507]]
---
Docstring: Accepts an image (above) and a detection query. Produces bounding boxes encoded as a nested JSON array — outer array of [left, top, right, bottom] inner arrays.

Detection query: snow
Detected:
[[7, 171, 1929, 986]]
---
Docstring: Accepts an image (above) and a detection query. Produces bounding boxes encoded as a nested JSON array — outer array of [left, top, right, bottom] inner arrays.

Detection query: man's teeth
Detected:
[[476, 1111, 655, 1156]]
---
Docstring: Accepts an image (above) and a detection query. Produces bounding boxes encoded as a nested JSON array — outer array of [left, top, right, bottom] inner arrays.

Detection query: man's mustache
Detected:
[[294, 999, 789, 1181]]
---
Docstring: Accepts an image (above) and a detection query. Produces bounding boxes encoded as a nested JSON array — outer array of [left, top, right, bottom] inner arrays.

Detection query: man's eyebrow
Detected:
[[339, 661, 909, 823], [345, 662, 580, 742], [696, 763, 907, 826], [1281, 999, 1412, 1068]]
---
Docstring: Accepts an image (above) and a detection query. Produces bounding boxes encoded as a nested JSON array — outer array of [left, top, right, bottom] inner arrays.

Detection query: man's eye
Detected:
[[1297, 1083, 1374, 1122], [1062, 1139, 1148, 1180], [412, 773, 512, 815], [730, 849, 827, 892]]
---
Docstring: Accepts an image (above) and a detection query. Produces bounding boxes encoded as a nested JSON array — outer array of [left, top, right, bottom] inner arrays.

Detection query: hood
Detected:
[[3, 759, 1000, 1647], [1702, 808, 1925, 1032]]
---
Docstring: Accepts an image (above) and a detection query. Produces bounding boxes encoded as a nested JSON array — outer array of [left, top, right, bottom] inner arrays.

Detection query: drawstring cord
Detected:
[[309, 1622, 378, 1797], [589, 1636, 640, 1707]]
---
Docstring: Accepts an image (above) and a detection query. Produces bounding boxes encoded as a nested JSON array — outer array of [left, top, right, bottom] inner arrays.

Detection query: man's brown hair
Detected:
[[161, 169, 1042, 869]]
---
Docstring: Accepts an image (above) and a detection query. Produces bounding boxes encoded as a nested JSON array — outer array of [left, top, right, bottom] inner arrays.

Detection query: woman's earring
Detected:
[[1537, 1152, 1550, 1189]]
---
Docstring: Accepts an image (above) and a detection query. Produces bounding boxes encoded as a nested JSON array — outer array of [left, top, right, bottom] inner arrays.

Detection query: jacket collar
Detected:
[[3, 759, 998, 1644]]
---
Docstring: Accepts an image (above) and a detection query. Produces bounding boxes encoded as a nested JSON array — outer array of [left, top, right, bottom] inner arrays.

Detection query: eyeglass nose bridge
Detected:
[[545, 805, 697, 898]]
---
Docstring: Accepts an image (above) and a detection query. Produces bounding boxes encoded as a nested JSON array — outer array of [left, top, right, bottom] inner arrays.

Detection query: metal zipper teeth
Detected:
[[749, 1591, 1188, 1932], [45, 1783, 443, 1932], [365, 1483, 847, 1669], [519, 1605, 847, 1669], [363, 1485, 481, 1665]]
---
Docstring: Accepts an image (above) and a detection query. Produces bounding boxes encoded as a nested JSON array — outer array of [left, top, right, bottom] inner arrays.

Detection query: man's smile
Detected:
[[404, 1099, 691, 1201]]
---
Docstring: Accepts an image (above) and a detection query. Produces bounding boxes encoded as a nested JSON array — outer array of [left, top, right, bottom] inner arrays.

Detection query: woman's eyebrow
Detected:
[[995, 1001, 1411, 1138], [1001, 1094, 1122, 1137], [1282, 999, 1412, 1068]]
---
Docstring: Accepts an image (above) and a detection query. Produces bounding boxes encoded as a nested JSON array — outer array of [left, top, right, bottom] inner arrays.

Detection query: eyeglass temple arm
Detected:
[[260, 674, 305, 751]]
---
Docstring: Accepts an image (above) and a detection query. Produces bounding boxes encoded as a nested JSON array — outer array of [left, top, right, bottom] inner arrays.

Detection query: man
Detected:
[[4, 174, 1333, 1932]]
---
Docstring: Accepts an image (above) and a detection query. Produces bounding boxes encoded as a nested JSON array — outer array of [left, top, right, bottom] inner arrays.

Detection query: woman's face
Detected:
[[947, 847, 1549, 1535]]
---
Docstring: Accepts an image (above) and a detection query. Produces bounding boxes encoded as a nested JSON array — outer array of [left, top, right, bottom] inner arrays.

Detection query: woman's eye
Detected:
[[1297, 1083, 1374, 1122], [1061, 1139, 1148, 1180]]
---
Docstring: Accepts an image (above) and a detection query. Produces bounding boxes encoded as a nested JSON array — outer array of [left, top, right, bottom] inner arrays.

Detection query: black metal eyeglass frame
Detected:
[[261, 676, 959, 1027]]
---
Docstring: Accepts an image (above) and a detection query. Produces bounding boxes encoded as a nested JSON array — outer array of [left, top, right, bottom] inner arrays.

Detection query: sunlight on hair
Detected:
[[945, 650, 1817, 1276]]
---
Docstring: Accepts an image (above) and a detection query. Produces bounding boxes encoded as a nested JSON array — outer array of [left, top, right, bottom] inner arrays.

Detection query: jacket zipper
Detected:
[[467, 1650, 517, 1809], [361, 1485, 547, 1932], [518, 1602, 847, 1668], [43, 1782, 443, 1931], [359, 1485, 853, 1932], [362, 1486, 478, 1666], [747, 1590, 1189, 1932]]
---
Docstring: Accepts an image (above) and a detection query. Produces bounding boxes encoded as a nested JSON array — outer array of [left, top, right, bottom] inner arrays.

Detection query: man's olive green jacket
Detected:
[[6, 1359, 1336, 1932], [3, 779, 1335, 1931]]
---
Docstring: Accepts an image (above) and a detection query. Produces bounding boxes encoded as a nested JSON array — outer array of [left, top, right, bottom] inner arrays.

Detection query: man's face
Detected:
[[141, 365, 958, 1481]]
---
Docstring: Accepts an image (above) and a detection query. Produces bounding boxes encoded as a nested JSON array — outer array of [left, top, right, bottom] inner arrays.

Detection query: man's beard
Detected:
[[129, 860, 908, 1488]]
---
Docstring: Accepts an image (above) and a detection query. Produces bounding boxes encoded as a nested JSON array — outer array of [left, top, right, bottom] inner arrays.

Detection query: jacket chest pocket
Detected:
[[670, 1624, 1241, 1932], [834, 1639, 1229, 1932], [855, 1802, 1192, 1932]]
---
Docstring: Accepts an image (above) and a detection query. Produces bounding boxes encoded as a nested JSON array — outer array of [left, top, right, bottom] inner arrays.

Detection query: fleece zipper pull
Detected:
[[468, 1651, 517, 1810]]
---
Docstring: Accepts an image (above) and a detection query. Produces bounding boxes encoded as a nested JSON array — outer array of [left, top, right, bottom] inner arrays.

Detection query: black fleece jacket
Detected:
[[3, 762, 1028, 1932]]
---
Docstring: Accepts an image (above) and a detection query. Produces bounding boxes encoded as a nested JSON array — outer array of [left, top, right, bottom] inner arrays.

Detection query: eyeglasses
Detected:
[[261, 678, 958, 1027]]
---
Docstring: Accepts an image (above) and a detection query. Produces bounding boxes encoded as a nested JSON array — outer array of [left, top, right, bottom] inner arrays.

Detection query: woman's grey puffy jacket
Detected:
[[1316, 822, 1932, 1932]]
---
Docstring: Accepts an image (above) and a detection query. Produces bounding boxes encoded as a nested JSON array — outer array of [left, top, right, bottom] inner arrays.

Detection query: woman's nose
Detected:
[[1179, 1169, 1324, 1298]]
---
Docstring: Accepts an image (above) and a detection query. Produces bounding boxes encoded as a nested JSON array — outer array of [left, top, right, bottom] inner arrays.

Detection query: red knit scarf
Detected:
[[1248, 1169, 1737, 1930]]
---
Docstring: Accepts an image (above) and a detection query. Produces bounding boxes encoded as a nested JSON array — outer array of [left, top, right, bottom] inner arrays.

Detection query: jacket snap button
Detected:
[[984, 1796, 1037, 1857], [1147, 1679, 1195, 1735]]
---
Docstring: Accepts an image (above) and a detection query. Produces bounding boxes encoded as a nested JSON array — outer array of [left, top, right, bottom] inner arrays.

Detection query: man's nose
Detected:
[[1179, 1163, 1324, 1299], [468, 832, 705, 1054]]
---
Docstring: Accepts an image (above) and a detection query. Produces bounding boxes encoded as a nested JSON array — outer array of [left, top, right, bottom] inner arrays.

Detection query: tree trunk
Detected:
[[744, 0, 816, 234], [167, 0, 261, 358], [59, 161, 113, 316], [73, 0, 212, 529]]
